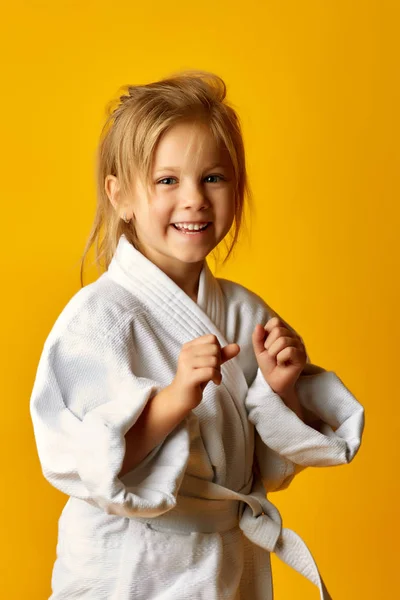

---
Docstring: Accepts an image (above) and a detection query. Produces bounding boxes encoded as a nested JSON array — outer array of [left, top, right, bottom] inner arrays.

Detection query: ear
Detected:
[[105, 175, 120, 212]]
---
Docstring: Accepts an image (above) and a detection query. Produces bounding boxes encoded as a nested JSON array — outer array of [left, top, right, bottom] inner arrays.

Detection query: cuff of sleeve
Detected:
[[246, 367, 365, 467], [255, 433, 306, 493], [76, 377, 191, 517]]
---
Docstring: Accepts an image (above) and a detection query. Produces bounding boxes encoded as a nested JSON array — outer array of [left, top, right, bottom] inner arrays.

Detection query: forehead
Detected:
[[152, 121, 231, 171]]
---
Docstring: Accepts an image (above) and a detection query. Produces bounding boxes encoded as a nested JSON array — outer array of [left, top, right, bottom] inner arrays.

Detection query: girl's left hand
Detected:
[[252, 316, 307, 398]]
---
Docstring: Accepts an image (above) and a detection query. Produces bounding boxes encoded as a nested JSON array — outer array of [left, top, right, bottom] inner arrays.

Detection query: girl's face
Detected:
[[117, 121, 236, 275]]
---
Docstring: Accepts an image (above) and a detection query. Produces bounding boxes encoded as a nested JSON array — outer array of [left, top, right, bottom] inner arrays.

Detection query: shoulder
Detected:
[[42, 273, 144, 352], [217, 277, 273, 325], [217, 276, 302, 337]]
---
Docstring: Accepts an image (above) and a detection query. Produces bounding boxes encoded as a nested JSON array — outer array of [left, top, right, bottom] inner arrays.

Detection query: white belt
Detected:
[[136, 473, 332, 600]]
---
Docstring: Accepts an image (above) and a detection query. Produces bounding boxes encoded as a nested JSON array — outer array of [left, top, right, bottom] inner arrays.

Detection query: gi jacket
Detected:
[[30, 234, 365, 599]]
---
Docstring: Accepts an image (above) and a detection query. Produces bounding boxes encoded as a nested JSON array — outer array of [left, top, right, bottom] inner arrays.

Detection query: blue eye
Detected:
[[156, 175, 224, 185], [157, 177, 177, 185], [205, 175, 224, 183]]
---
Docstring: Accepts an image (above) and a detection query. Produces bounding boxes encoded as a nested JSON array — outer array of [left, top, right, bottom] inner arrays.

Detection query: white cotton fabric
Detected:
[[30, 234, 365, 599]]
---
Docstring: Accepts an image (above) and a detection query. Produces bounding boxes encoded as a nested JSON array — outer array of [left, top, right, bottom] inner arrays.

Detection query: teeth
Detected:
[[174, 222, 208, 231]]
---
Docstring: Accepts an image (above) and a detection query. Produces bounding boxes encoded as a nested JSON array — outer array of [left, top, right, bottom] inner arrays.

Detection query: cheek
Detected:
[[217, 194, 236, 222], [144, 204, 171, 226]]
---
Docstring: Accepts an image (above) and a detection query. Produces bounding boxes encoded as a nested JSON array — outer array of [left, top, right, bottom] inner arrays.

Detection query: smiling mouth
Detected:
[[171, 223, 212, 234]]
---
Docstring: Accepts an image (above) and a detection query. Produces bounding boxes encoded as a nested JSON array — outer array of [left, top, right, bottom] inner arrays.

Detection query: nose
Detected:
[[182, 182, 210, 210]]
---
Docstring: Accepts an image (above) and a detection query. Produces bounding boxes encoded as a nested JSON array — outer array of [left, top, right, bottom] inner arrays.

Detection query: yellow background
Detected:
[[1, 1, 398, 598]]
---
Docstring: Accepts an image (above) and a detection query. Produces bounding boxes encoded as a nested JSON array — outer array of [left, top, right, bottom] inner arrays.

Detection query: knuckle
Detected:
[[269, 316, 281, 327]]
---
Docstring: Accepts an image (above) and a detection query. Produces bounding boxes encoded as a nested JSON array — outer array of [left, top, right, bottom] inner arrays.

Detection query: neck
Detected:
[[165, 261, 204, 302], [137, 242, 204, 303]]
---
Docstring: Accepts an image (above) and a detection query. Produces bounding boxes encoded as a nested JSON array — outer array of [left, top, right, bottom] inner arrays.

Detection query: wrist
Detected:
[[168, 381, 200, 414], [279, 388, 323, 430], [279, 388, 305, 421]]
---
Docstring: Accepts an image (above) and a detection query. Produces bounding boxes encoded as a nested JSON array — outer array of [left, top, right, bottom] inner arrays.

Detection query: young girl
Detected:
[[30, 70, 364, 600]]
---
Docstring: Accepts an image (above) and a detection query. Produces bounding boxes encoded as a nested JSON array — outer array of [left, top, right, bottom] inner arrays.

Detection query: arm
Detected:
[[121, 333, 240, 477], [237, 298, 364, 493], [279, 388, 324, 432], [279, 388, 305, 421], [119, 382, 191, 477], [30, 319, 192, 518], [249, 367, 364, 497], [246, 365, 365, 468]]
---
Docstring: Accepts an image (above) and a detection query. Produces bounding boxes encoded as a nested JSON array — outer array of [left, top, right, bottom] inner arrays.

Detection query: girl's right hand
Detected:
[[171, 334, 240, 411]]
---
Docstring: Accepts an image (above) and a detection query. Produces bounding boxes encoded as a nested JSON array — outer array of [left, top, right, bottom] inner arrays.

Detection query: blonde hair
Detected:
[[80, 69, 254, 286]]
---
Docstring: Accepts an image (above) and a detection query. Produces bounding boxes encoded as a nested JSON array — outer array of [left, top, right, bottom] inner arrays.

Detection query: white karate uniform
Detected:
[[30, 234, 364, 599]]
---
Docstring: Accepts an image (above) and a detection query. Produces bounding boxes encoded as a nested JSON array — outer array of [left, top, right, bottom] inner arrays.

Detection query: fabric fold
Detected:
[[254, 433, 305, 493], [246, 365, 365, 467], [30, 313, 191, 518], [29, 234, 365, 599], [173, 473, 332, 600]]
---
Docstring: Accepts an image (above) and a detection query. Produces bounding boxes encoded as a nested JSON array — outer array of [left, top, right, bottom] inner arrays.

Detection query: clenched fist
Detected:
[[252, 316, 307, 398], [171, 334, 240, 411]]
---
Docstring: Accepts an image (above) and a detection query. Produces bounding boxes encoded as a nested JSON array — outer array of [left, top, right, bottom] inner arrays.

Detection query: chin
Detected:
[[175, 251, 209, 264]]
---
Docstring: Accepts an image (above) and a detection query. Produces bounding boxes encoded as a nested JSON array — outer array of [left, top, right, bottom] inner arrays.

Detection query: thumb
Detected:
[[220, 343, 240, 364], [252, 324, 267, 357]]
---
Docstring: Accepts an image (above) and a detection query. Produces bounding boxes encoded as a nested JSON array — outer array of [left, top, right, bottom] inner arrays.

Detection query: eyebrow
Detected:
[[154, 163, 228, 173]]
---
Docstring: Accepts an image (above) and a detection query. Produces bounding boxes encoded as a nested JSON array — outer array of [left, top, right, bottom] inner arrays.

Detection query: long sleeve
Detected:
[[253, 433, 306, 493], [246, 363, 365, 472], [29, 311, 191, 518]]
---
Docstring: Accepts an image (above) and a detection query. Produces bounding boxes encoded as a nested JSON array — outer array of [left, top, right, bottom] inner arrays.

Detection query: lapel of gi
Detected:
[[107, 235, 249, 407]]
